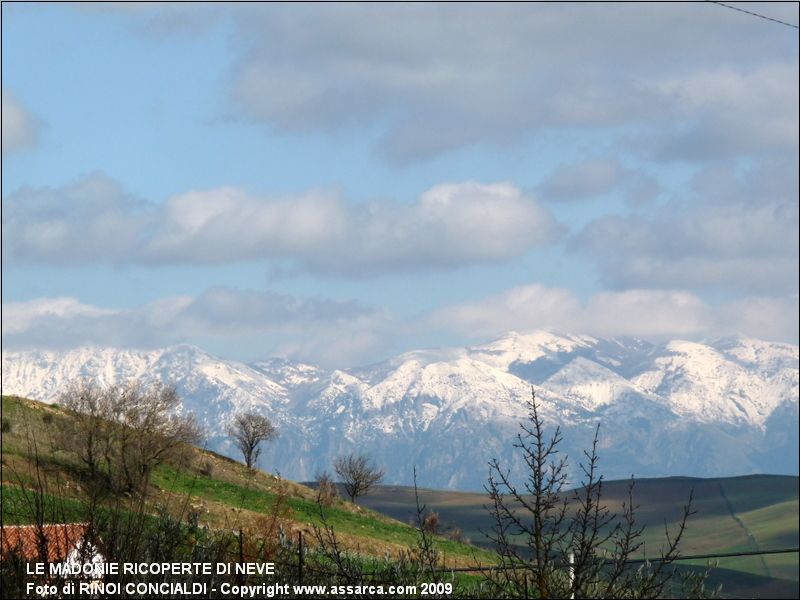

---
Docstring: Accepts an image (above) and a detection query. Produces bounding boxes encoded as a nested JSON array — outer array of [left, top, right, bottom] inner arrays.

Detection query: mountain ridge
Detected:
[[2, 330, 798, 490]]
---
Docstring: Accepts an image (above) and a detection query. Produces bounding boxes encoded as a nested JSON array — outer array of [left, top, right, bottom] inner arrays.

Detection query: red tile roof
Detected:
[[1, 523, 91, 562]]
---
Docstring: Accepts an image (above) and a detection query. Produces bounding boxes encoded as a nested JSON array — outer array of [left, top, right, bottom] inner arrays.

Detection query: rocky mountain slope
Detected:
[[3, 331, 797, 490]]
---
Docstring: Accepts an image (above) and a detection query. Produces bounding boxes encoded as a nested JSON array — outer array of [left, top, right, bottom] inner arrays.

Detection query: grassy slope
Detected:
[[3, 394, 797, 595], [0, 395, 491, 567]]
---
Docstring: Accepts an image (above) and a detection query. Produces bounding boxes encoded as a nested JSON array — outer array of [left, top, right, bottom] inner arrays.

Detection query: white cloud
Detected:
[[1, 298, 116, 335], [430, 284, 799, 343], [647, 64, 799, 160], [1, 288, 391, 366], [582, 290, 712, 338], [573, 161, 799, 293], [716, 296, 800, 342], [5, 177, 557, 274], [2, 91, 39, 153], [55, 4, 798, 163], [218, 3, 798, 161], [5, 284, 797, 366], [143, 187, 346, 264], [430, 284, 581, 338]]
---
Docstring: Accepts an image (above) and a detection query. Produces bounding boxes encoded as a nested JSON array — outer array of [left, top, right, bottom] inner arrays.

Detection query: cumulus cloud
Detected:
[[2, 91, 39, 153], [5, 176, 557, 274], [216, 3, 799, 161], [430, 284, 799, 343], [1, 289, 391, 366], [572, 160, 799, 293]]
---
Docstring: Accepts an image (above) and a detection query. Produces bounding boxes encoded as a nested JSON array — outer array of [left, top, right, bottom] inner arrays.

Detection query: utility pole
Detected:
[[568, 550, 575, 599]]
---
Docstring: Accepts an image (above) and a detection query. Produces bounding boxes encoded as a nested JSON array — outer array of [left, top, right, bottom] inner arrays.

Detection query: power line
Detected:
[[615, 546, 799, 565], [707, 1, 799, 29], [415, 547, 800, 574]]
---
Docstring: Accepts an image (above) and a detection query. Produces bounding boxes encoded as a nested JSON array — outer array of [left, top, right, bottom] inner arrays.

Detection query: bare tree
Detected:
[[114, 382, 202, 492], [59, 379, 202, 495], [484, 387, 702, 599], [58, 380, 114, 487], [333, 453, 385, 502], [228, 412, 278, 469]]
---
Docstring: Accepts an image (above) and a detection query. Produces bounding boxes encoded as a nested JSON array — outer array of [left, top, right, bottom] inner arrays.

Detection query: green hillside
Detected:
[[0, 395, 490, 566]]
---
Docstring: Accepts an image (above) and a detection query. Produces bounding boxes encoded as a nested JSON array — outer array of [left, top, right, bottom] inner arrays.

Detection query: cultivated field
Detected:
[[357, 476, 799, 597]]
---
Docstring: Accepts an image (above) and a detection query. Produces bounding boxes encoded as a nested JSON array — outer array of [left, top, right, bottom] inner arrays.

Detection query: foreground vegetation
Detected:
[[2, 388, 787, 598]]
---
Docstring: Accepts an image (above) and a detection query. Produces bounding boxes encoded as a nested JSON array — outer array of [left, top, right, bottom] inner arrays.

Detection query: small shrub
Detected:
[[422, 511, 440, 535], [315, 470, 339, 506], [1, 418, 11, 433], [199, 460, 214, 477], [446, 526, 464, 543], [42, 413, 54, 425]]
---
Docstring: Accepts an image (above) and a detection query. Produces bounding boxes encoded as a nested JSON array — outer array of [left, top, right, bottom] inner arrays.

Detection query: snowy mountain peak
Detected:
[[544, 356, 644, 410], [2, 330, 797, 490], [711, 335, 800, 371], [469, 329, 596, 369]]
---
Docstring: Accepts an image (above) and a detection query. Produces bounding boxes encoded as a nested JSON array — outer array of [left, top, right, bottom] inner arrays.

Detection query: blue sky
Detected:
[[2, 2, 798, 366]]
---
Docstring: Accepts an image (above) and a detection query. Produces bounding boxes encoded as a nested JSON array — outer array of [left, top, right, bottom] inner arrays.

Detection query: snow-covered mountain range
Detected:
[[2, 331, 798, 490]]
